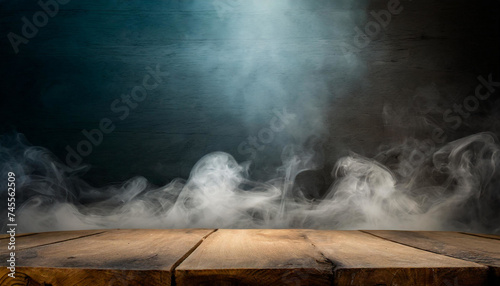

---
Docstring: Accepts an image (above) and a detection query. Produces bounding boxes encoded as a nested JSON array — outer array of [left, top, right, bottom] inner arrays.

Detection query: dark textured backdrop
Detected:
[[1, 0, 499, 187]]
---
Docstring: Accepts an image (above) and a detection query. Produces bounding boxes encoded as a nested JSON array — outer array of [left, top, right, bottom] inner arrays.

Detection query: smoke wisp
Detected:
[[1, 132, 499, 234]]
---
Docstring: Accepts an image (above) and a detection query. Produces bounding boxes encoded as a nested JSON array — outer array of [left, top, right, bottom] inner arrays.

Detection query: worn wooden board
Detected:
[[364, 230, 500, 285], [0, 230, 105, 255], [1, 229, 497, 285], [0, 229, 215, 286], [460, 232, 500, 241], [0, 232, 36, 240], [304, 230, 489, 286], [175, 229, 333, 285]]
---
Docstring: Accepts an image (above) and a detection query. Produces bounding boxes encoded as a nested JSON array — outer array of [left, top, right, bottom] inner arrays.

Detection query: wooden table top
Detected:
[[0, 229, 499, 285]]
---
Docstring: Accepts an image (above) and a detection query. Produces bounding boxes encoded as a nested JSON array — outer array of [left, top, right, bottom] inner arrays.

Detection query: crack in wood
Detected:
[[18, 231, 108, 252], [302, 232, 337, 283], [170, 229, 218, 286], [459, 232, 500, 241]]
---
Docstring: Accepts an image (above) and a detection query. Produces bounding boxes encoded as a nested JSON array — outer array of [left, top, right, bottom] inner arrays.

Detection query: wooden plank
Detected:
[[0, 229, 495, 285], [364, 230, 500, 285], [0, 230, 105, 254], [175, 229, 333, 285], [460, 232, 500, 241], [0, 229, 215, 286], [0, 232, 36, 240], [0, 272, 43, 286], [304, 230, 489, 286]]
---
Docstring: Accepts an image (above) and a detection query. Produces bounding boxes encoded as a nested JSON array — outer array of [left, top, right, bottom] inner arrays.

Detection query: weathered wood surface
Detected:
[[0, 229, 215, 286], [460, 232, 500, 241], [305, 230, 489, 286], [365, 230, 500, 285], [175, 229, 333, 285], [0, 230, 105, 254], [0, 229, 499, 285], [0, 232, 36, 240]]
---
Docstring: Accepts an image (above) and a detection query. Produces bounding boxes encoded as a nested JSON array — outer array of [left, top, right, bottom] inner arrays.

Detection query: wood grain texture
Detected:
[[304, 230, 489, 286], [0, 232, 36, 240], [364, 230, 500, 285], [460, 232, 500, 241], [0, 230, 105, 255], [0, 229, 215, 286], [1, 229, 498, 285], [175, 229, 333, 285], [0, 271, 42, 286]]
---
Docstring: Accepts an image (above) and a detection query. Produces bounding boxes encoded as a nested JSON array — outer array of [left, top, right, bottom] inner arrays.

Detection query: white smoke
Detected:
[[1, 132, 499, 234]]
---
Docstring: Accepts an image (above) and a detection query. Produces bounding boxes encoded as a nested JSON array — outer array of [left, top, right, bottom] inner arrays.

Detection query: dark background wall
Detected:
[[1, 0, 499, 187]]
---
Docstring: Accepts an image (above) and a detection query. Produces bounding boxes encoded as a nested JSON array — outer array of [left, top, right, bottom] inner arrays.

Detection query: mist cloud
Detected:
[[1, 132, 499, 233]]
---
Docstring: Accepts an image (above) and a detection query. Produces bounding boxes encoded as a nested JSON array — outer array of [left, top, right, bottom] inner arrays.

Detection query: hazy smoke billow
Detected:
[[1, 132, 499, 233]]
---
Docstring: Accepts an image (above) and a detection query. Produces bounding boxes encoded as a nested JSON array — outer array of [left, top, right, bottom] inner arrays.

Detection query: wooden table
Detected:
[[0, 229, 499, 285]]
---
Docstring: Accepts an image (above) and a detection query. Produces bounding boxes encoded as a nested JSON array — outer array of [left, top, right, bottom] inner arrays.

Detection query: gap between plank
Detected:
[[359, 230, 495, 267], [358, 231, 498, 286], [362, 230, 500, 286], [0, 232, 37, 240], [359, 230, 447, 255], [170, 229, 219, 286], [459, 232, 500, 241], [20, 230, 108, 251]]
